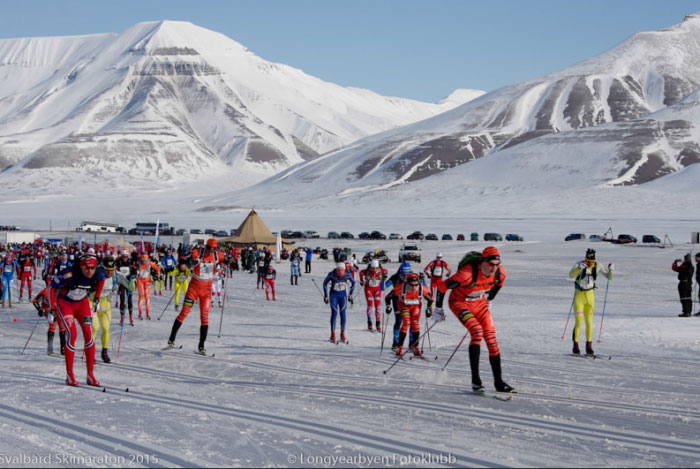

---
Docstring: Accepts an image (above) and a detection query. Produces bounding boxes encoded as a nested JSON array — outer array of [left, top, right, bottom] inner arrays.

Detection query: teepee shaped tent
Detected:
[[220, 209, 289, 250]]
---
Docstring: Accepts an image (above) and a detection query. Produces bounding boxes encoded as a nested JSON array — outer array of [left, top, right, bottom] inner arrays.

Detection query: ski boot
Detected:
[[174, 303, 179, 311], [572, 341, 580, 355], [471, 380, 485, 393], [410, 344, 422, 357], [494, 381, 515, 393], [66, 371, 78, 387], [585, 341, 595, 356], [86, 371, 100, 387], [678, 312, 691, 317], [195, 347, 207, 356], [340, 331, 347, 344], [391, 341, 399, 353], [101, 349, 111, 364], [376, 321, 382, 332], [367, 320, 373, 331], [329, 331, 336, 343], [129, 315, 135, 326], [396, 346, 403, 356]]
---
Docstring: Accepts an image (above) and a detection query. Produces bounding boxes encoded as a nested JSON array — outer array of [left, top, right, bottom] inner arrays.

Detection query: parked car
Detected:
[[389, 233, 403, 240], [281, 229, 293, 238], [565, 233, 586, 241], [175, 228, 187, 235], [471, 233, 479, 241], [370, 231, 387, 240], [484, 232, 503, 241], [327, 231, 340, 239], [642, 234, 661, 243], [505, 233, 523, 241], [617, 234, 637, 244], [304, 230, 320, 239], [407, 231, 425, 240], [340, 232, 354, 239], [398, 243, 421, 263], [358, 232, 371, 239], [362, 249, 390, 264], [205, 229, 217, 235], [230, 228, 237, 236], [215, 230, 228, 237], [426, 233, 438, 240], [589, 234, 602, 242], [442, 234, 453, 240], [456, 234, 465, 241], [289, 231, 304, 239], [190, 229, 203, 234], [115, 226, 127, 234]]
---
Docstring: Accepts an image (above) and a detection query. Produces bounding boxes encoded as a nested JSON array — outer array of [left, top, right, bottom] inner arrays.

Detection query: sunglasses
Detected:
[[486, 261, 500, 267], [408, 281, 419, 286], [83, 265, 97, 270]]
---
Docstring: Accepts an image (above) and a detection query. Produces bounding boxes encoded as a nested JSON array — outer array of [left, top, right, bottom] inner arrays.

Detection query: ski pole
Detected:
[[383, 320, 440, 375], [561, 269, 584, 339], [157, 291, 177, 321], [217, 283, 227, 338], [441, 331, 469, 372], [19, 317, 42, 355], [311, 278, 325, 298], [596, 274, 611, 344], [116, 317, 125, 362], [380, 308, 390, 356]]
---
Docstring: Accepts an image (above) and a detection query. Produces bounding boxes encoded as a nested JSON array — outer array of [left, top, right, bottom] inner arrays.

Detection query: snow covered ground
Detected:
[[2, 234, 700, 467]]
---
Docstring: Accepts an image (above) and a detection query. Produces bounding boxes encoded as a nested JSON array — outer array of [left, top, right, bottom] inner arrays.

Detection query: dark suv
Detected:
[[442, 234, 453, 240], [565, 233, 586, 241], [370, 231, 387, 240], [358, 232, 371, 240], [642, 234, 660, 243], [484, 232, 503, 241], [617, 234, 637, 244], [407, 231, 424, 240], [340, 232, 354, 239], [426, 233, 438, 240]]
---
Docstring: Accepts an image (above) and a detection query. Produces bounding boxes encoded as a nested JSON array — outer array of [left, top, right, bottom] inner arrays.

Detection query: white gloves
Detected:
[[433, 307, 446, 322]]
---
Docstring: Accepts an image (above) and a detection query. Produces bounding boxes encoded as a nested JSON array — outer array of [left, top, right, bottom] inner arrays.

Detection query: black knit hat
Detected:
[[585, 248, 596, 260]]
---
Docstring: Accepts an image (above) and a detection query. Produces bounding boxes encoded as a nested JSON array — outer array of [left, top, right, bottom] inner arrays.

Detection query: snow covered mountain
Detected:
[[209, 12, 700, 211], [0, 21, 481, 189]]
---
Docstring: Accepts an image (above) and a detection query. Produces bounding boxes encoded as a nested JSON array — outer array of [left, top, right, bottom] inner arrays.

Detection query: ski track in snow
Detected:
[[2, 238, 700, 467]]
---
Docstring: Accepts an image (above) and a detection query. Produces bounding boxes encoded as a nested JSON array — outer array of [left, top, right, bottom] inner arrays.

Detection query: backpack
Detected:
[[457, 251, 501, 288]]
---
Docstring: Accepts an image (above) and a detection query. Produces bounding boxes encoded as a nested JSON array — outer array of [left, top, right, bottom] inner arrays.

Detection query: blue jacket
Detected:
[[323, 270, 355, 297]]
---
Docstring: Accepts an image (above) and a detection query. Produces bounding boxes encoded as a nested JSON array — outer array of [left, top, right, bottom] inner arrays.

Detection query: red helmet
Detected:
[[80, 255, 98, 268], [206, 238, 218, 248]]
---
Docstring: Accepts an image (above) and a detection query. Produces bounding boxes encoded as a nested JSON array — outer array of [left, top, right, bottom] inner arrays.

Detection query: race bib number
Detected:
[[433, 267, 443, 277], [166, 259, 174, 267], [404, 298, 420, 306], [178, 275, 188, 281], [66, 288, 88, 301], [368, 279, 380, 288], [333, 282, 347, 292], [23, 266, 31, 272], [138, 269, 150, 279], [198, 262, 214, 280], [4, 265, 13, 273], [119, 266, 130, 275]]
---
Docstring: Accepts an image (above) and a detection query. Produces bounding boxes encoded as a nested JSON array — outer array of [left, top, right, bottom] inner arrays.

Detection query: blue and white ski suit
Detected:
[[1, 258, 17, 303], [323, 270, 355, 331]]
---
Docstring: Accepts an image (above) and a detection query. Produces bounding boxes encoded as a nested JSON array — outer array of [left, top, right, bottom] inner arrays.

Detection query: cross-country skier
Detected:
[[212, 262, 226, 306], [49, 254, 106, 386], [323, 262, 355, 344], [672, 253, 694, 317], [32, 287, 65, 355], [115, 250, 136, 326], [167, 238, 223, 354], [385, 262, 414, 352], [569, 248, 613, 353], [359, 259, 388, 331], [384, 273, 433, 356], [437, 247, 513, 393], [91, 257, 116, 363], [173, 259, 192, 311], [264, 264, 276, 301], [1, 252, 16, 308], [424, 252, 451, 302], [162, 249, 177, 291], [136, 254, 159, 320], [290, 251, 301, 285], [16, 248, 36, 302]]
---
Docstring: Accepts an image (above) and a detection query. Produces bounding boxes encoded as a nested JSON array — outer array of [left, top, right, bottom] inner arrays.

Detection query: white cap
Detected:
[[436, 252, 443, 258], [336, 262, 346, 270], [87, 248, 96, 255], [370, 259, 379, 268]]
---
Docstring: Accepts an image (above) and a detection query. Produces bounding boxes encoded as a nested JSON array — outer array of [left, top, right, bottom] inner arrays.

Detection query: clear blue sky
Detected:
[[1, 1, 699, 102]]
